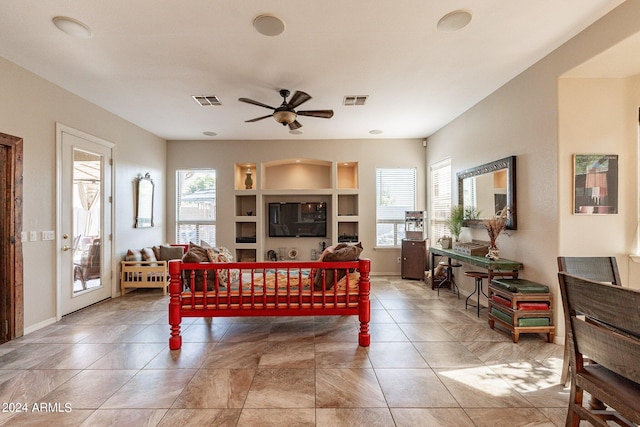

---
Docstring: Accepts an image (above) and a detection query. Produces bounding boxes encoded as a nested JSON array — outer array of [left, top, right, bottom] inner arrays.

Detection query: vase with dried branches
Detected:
[[483, 207, 509, 260]]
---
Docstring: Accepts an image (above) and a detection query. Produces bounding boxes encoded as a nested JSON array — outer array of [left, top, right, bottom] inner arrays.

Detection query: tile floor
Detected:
[[0, 277, 571, 426]]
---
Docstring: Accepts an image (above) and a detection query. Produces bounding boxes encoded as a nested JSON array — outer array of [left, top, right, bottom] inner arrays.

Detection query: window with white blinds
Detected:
[[376, 168, 417, 247], [176, 169, 216, 245], [461, 175, 476, 209], [430, 158, 451, 243]]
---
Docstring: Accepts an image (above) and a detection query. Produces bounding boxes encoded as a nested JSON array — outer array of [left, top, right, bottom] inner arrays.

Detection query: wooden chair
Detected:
[[557, 256, 621, 385], [557, 272, 640, 427]]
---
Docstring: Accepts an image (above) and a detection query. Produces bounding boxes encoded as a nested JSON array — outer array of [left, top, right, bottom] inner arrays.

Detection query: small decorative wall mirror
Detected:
[[135, 173, 154, 228]]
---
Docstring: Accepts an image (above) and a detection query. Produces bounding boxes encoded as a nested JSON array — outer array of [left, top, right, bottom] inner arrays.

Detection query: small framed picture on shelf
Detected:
[[573, 154, 618, 215]]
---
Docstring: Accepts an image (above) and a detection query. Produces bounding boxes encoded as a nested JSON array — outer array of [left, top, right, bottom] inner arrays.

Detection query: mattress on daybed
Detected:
[[181, 269, 360, 297]]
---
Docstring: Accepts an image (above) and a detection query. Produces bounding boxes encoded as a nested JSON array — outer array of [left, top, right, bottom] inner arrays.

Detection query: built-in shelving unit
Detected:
[[233, 160, 359, 261]]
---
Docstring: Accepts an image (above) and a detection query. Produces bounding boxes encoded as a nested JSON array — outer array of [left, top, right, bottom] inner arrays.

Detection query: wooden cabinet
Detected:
[[401, 239, 426, 280]]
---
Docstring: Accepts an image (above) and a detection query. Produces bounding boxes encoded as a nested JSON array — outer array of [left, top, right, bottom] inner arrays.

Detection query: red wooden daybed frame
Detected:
[[168, 258, 371, 350]]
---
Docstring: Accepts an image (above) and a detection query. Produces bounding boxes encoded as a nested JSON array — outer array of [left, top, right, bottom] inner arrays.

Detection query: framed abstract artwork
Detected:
[[573, 154, 618, 215]]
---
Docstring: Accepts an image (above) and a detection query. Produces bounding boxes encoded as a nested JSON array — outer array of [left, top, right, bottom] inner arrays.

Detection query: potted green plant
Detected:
[[446, 205, 465, 242], [439, 235, 452, 249], [464, 206, 481, 220]]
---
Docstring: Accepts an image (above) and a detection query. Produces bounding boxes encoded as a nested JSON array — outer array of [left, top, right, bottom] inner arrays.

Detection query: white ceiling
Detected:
[[0, 0, 628, 141]]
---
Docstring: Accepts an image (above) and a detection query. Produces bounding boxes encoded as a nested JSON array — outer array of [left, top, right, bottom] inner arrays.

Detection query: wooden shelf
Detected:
[[234, 163, 257, 191], [233, 160, 359, 260]]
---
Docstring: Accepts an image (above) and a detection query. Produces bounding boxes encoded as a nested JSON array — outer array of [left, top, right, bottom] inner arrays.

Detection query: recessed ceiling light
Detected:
[[437, 10, 472, 32], [202, 131, 217, 137], [52, 16, 93, 39], [369, 129, 383, 135], [253, 14, 286, 36]]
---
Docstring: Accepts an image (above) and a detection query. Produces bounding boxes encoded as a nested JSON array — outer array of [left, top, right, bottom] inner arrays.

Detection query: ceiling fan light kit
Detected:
[[239, 88, 334, 131], [273, 109, 297, 125]]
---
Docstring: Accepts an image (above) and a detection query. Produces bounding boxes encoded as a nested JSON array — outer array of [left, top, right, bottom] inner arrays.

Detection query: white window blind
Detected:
[[461, 176, 477, 210], [430, 158, 451, 243], [176, 169, 216, 245], [376, 168, 417, 247]]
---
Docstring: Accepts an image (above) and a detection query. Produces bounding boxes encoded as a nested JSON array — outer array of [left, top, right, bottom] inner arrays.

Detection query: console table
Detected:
[[429, 246, 523, 289]]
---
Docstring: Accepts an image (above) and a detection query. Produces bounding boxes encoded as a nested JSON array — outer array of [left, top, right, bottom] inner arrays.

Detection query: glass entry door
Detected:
[[58, 126, 113, 316], [72, 150, 103, 292]]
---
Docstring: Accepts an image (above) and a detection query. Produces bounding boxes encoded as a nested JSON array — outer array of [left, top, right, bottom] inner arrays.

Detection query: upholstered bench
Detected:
[[488, 278, 555, 343]]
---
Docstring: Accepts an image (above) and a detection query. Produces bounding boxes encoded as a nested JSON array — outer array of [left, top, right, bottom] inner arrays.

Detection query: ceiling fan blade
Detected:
[[288, 120, 302, 130], [245, 114, 273, 123], [288, 91, 312, 109], [238, 98, 275, 110], [297, 110, 334, 119]]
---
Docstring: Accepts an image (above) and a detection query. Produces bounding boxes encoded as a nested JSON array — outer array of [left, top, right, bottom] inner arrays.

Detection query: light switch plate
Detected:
[[42, 231, 55, 241], [29, 231, 38, 241], [21, 232, 27, 242]]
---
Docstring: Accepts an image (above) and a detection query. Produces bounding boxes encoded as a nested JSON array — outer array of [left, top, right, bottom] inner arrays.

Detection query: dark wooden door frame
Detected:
[[0, 132, 23, 343]]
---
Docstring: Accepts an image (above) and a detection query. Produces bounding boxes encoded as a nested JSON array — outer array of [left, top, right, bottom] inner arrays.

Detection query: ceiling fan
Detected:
[[239, 89, 334, 130]]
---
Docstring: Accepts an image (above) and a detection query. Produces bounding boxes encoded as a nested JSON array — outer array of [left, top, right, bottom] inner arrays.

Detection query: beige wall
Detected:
[[558, 76, 639, 288], [166, 139, 426, 275], [0, 57, 166, 331], [426, 0, 640, 343]]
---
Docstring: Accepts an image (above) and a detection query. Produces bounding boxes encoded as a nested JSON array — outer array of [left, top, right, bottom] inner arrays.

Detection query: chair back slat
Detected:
[[557, 256, 621, 285], [560, 273, 640, 333]]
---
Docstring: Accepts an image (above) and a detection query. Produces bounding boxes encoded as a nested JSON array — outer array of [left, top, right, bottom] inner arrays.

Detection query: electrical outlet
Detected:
[[29, 231, 38, 241], [42, 231, 55, 241]]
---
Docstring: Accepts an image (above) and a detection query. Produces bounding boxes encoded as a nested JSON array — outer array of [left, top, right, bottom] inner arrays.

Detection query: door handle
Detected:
[[62, 245, 71, 251]]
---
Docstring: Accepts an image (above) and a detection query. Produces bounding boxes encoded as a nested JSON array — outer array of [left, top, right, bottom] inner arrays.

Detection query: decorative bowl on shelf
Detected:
[[288, 248, 298, 260]]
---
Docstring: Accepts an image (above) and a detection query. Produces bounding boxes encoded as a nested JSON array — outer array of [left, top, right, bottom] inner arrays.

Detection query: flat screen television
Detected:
[[268, 202, 327, 237]]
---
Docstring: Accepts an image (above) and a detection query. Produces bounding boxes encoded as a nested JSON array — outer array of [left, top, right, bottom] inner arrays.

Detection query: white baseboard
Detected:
[[23, 317, 58, 335]]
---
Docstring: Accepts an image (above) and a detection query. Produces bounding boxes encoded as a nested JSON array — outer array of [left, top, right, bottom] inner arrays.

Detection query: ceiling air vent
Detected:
[[192, 95, 222, 106], [343, 95, 368, 106]]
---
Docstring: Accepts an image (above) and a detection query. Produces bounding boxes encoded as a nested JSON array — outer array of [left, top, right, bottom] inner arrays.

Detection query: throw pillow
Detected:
[[183, 242, 209, 262], [159, 244, 185, 261], [125, 249, 142, 261], [141, 247, 157, 264], [182, 242, 215, 291], [314, 242, 363, 290], [206, 247, 239, 285], [323, 242, 363, 262]]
